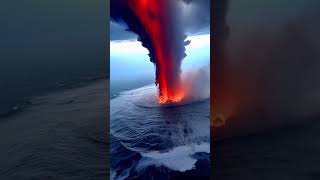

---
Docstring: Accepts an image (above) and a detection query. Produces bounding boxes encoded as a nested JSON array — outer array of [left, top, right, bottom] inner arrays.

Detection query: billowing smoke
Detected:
[[181, 66, 210, 103], [212, 0, 229, 126], [214, 0, 320, 137], [111, 0, 190, 104]]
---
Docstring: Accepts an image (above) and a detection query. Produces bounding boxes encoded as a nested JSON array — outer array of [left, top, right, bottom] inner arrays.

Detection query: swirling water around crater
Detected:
[[110, 85, 210, 179]]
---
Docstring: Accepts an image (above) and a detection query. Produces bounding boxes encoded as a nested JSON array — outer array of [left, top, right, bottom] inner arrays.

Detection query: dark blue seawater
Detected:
[[110, 85, 210, 180], [0, 80, 109, 179], [0, 2, 109, 178], [0, 65, 107, 119], [0, 0, 108, 119], [0, 61, 107, 118], [213, 117, 320, 180], [0, 1, 109, 179]]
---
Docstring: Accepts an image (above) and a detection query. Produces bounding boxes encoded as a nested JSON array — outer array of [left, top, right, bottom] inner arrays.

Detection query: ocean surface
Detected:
[[213, 116, 320, 180], [0, 64, 107, 119], [1, 77, 320, 179], [0, 80, 109, 179], [0, 0, 108, 119], [110, 85, 210, 180]]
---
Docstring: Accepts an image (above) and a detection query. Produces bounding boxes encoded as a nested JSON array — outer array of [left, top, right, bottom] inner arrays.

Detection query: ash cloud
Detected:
[[218, 0, 320, 124], [110, 0, 190, 102], [110, 0, 210, 40], [180, 0, 210, 35]]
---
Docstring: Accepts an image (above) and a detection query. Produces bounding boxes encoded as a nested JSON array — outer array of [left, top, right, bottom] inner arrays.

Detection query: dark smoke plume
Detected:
[[212, 0, 229, 127], [110, 0, 190, 103], [213, 0, 320, 138]]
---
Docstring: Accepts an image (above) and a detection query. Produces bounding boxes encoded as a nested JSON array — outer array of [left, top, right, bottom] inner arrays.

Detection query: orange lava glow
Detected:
[[129, 0, 184, 104], [159, 87, 185, 104]]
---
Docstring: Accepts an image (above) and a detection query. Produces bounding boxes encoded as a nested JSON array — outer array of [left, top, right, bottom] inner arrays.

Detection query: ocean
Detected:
[[213, 116, 320, 180], [0, 79, 109, 179], [0, 0, 108, 119], [110, 84, 210, 180]]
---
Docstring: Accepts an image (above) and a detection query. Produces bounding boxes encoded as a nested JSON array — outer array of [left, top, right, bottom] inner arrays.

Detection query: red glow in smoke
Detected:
[[129, 0, 185, 104]]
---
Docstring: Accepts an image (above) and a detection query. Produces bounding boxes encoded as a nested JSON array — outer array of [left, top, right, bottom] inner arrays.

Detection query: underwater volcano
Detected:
[[111, 0, 190, 104]]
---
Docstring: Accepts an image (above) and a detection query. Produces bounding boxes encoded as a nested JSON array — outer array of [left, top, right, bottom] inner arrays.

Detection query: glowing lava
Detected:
[[128, 0, 187, 104]]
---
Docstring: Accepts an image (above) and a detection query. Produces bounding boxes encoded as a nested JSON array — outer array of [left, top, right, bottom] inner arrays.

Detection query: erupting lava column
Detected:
[[128, 0, 189, 104]]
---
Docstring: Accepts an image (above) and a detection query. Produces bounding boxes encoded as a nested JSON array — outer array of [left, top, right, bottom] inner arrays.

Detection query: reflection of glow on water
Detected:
[[212, 113, 228, 127]]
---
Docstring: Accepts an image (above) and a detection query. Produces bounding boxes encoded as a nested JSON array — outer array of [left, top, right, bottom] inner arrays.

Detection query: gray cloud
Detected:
[[110, 21, 137, 40], [181, 0, 210, 35]]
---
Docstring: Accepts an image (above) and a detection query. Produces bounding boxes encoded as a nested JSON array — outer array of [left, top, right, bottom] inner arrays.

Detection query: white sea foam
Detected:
[[136, 143, 210, 172]]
